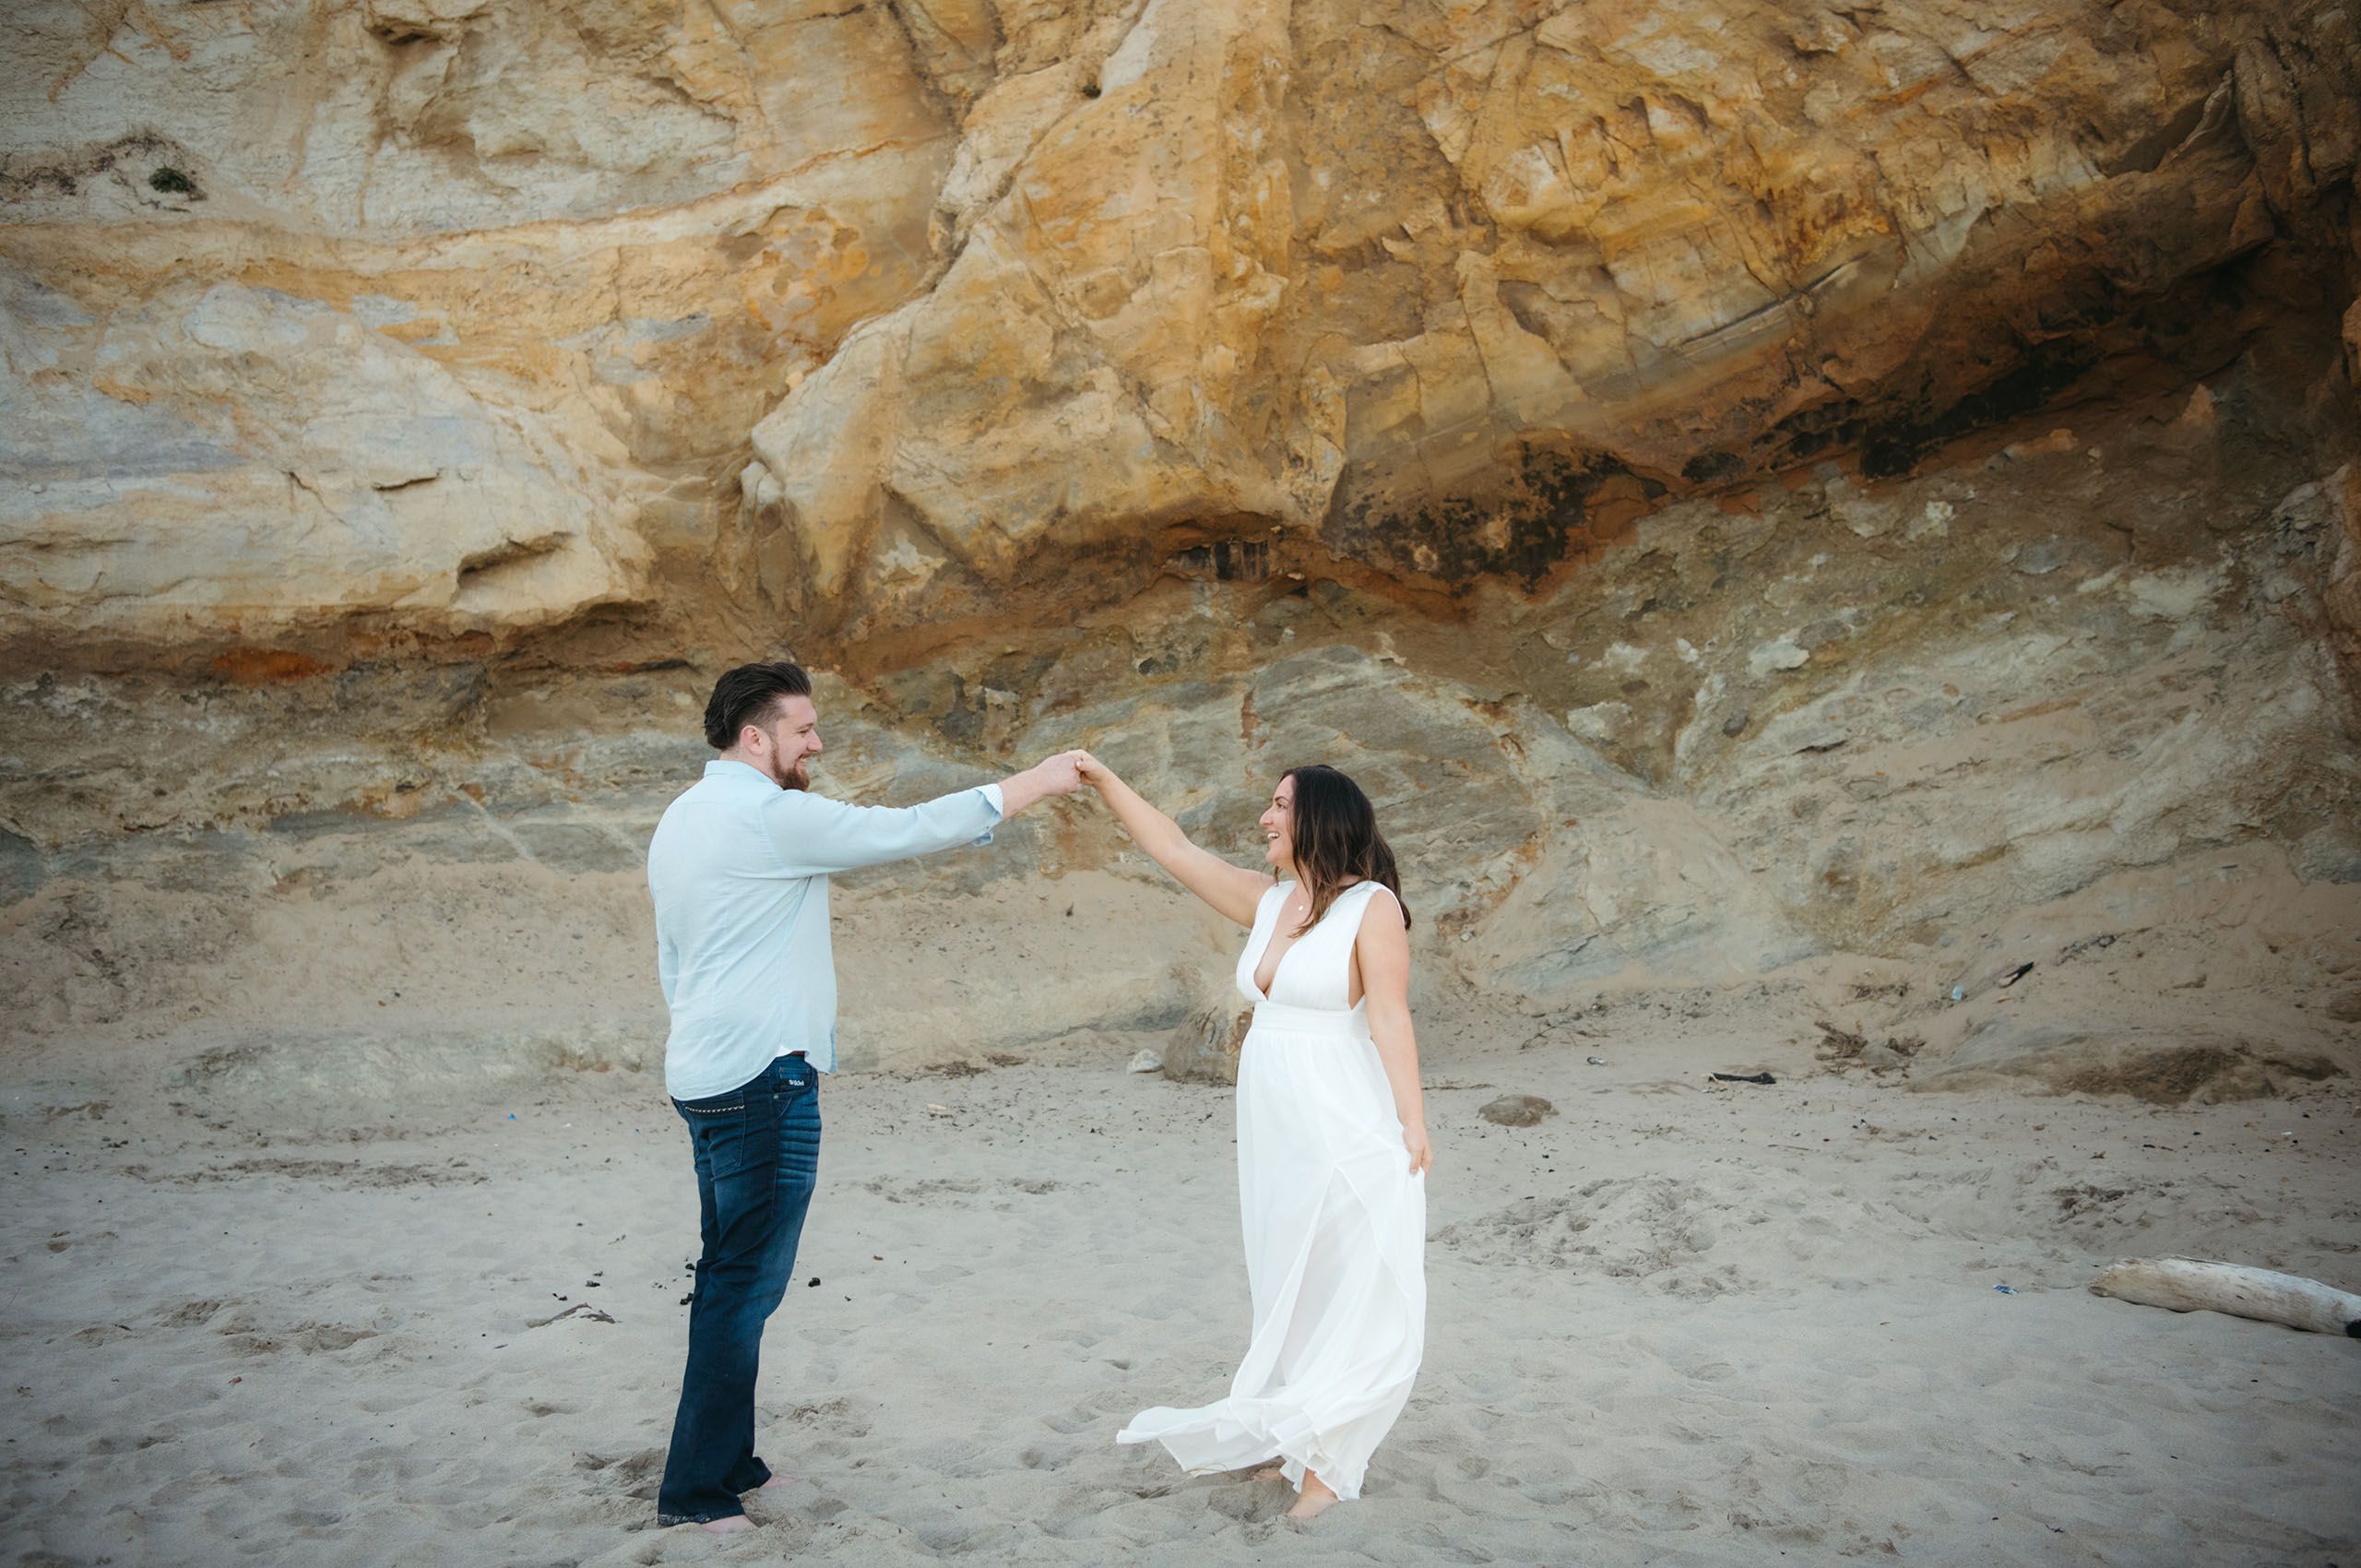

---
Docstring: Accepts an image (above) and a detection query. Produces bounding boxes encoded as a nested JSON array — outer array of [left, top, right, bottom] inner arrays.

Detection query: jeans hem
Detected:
[[657, 1506, 746, 1527]]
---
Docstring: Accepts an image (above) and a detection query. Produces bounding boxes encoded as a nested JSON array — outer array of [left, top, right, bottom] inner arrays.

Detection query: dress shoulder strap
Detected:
[[1323, 879, 1395, 934]]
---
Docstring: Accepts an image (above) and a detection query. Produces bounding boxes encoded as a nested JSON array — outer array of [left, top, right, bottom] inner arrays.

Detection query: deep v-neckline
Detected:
[[1252, 880, 1361, 1001]]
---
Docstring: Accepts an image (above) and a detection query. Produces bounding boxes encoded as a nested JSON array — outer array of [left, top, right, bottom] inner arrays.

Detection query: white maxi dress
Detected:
[[1118, 879, 1427, 1501]]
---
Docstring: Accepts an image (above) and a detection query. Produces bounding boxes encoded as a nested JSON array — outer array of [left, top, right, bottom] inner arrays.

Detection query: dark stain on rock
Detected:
[[1763, 398, 1863, 465], [0, 829, 45, 906], [1858, 345, 2094, 479], [1169, 538, 1271, 582], [937, 674, 985, 747], [1323, 445, 1644, 590], [1681, 450, 1744, 485]]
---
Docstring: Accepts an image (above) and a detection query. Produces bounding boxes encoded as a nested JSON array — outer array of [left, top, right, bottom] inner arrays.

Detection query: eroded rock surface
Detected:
[[2, 1, 2357, 1088], [5, 0, 2355, 654]]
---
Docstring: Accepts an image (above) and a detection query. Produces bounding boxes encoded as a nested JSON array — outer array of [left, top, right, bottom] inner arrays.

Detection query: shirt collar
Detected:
[[705, 758, 774, 786]]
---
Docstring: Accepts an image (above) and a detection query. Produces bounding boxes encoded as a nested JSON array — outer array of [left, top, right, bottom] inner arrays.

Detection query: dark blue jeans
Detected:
[[656, 1054, 822, 1526]]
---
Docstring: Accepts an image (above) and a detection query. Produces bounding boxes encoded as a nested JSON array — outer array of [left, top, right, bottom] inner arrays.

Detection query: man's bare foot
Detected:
[[757, 1475, 793, 1491], [1287, 1474, 1340, 1520], [701, 1515, 754, 1535]]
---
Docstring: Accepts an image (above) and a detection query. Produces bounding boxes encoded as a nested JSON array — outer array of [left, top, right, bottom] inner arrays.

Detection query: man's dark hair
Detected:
[[703, 661, 813, 750]]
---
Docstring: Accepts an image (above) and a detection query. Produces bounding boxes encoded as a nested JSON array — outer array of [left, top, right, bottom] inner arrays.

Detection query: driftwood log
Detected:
[[2089, 1257, 2361, 1337]]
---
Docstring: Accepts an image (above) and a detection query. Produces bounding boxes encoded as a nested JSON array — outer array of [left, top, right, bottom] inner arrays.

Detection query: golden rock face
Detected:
[[3, 3, 2359, 1083], [2, 0, 2353, 658]]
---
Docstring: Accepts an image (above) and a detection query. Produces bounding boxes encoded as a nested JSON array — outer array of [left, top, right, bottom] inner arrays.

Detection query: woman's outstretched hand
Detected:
[[1403, 1121, 1432, 1177], [1074, 750, 1114, 791]]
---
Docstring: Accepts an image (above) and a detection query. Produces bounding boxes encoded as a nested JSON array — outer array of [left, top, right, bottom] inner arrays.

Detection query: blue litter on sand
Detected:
[[1992, 1284, 2018, 1294], [507, 1112, 516, 1120]]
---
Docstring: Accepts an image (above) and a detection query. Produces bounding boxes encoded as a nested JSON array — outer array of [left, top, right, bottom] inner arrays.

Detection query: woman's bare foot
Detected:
[[1248, 1463, 1285, 1480], [701, 1515, 754, 1535], [1286, 1473, 1340, 1520]]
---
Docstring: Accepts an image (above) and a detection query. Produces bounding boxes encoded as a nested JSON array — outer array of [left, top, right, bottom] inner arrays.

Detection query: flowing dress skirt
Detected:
[[1118, 999, 1427, 1500]]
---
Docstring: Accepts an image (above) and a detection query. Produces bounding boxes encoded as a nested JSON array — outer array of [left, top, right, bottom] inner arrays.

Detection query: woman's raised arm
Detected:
[[1077, 754, 1269, 928]]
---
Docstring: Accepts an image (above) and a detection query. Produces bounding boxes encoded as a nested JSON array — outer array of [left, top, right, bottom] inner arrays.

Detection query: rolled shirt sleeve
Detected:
[[757, 782, 1006, 878]]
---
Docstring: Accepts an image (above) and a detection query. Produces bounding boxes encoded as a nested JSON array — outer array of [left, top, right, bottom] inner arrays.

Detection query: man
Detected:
[[645, 659, 1084, 1532]]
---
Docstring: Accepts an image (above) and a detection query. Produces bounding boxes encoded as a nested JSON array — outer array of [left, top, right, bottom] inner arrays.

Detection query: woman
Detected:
[[1085, 755, 1430, 1520]]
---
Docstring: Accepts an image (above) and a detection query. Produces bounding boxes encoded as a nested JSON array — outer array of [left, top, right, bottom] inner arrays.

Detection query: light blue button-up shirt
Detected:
[[647, 758, 1004, 1098]]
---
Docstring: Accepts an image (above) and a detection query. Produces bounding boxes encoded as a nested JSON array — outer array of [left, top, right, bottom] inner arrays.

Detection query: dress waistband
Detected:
[[1250, 998, 1369, 1039]]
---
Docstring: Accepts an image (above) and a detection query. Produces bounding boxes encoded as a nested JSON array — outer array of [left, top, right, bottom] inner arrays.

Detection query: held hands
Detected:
[[1031, 750, 1089, 796], [1001, 751, 1090, 815], [1000, 751, 1106, 816]]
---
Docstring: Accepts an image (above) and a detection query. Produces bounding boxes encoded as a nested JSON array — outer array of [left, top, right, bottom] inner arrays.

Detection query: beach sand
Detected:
[[5, 1000, 2357, 1567]]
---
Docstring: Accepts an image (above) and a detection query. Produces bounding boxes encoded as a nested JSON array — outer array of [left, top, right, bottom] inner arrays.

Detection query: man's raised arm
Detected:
[[759, 752, 1085, 878]]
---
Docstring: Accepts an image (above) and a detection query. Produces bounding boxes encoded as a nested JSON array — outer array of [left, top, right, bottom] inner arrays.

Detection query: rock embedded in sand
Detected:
[[1163, 998, 1253, 1087], [1478, 1095, 1558, 1128], [1915, 1021, 2345, 1106]]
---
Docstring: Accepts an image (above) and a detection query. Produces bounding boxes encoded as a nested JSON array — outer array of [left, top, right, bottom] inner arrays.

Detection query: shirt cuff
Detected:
[[973, 783, 1004, 845]]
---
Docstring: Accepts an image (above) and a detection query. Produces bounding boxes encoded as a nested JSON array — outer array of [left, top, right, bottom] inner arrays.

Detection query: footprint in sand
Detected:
[[1433, 1177, 1746, 1296]]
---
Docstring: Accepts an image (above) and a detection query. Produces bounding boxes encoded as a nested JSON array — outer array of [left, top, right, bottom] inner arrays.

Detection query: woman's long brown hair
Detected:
[[1279, 765, 1412, 935]]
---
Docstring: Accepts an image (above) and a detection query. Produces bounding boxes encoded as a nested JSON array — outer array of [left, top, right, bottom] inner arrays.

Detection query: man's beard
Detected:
[[771, 757, 810, 791]]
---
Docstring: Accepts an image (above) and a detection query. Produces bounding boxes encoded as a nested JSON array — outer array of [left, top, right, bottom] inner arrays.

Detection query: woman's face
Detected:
[[1258, 775, 1296, 872]]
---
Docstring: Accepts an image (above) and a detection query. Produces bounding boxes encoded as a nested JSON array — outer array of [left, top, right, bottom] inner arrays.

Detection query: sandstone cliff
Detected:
[[2, 1, 2357, 1094]]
